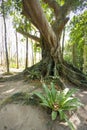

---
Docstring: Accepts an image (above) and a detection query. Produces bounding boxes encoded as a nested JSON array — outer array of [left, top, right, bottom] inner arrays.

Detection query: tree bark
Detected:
[[83, 44, 87, 73], [25, 37, 28, 68], [72, 43, 77, 66], [17, 29, 40, 43], [15, 32, 19, 69], [2, 0, 9, 73], [61, 28, 65, 61]]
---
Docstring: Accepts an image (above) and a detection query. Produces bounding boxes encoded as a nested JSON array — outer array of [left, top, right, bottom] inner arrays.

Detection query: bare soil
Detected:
[[0, 67, 87, 130]]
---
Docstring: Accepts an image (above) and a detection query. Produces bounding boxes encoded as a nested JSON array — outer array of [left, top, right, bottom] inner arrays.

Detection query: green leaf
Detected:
[[65, 117, 75, 130], [51, 111, 57, 120], [40, 102, 50, 107], [43, 83, 50, 97], [65, 88, 78, 98], [50, 82, 57, 101], [58, 109, 64, 120], [34, 92, 44, 101]]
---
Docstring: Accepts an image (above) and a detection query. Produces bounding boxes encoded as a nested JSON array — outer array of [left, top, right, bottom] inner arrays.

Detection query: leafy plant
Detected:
[[26, 70, 40, 80], [34, 83, 83, 130]]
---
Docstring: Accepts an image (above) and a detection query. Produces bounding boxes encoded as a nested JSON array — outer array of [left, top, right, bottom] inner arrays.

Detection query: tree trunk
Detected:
[[72, 43, 77, 66], [15, 32, 19, 69], [83, 44, 87, 73], [0, 52, 2, 65], [31, 41, 34, 65], [2, 0, 9, 73], [41, 36, 55, 76], [61, 28, 65, 61], [25, 37, 28, 68]]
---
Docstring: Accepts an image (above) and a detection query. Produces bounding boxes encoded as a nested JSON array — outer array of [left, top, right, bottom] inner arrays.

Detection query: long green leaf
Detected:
[[65, 88, 78, 99], [34, 92, 44, 100], [51, 111, 57, 120], [51, 82, 57, 101], [58, 109, 64, 120], [40, 102, 50, 107], [43, 83, 51, 99], [63, 98, 81, 107], [65, 116, 75, 130]]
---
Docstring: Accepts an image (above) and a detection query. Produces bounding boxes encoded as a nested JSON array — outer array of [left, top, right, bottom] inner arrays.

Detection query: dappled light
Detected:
[[2, 88, 16, 94]]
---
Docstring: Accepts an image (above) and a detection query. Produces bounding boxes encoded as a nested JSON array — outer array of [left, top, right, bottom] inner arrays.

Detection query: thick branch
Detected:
[[22, 0, 57, 48], [22, 1, 38, 29], [53, 17, 69, 34], [17, 29, 40, 42], [43, 0, 60, 17]]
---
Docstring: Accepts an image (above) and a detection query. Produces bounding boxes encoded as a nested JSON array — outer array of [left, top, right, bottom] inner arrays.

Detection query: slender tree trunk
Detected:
[[1, 20, 3, 65], [34, 48, 36, 64], [15, 32, 19, 69], [61, 28, 65, 61], [72, 43, 77, 66], [31, 41, 34, 65], [2, 0, 9, 73], [0, 52, 2, 65], [83, 44, 87, 73], [25, 37, 28, 68]]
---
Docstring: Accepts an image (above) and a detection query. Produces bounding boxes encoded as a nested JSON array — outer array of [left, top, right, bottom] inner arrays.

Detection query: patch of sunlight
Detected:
[[82, 91, 87, 94], [2, 88, 15, 94], [70, 113, 81, 130], [0, 84, 5, 88], [79, 94, 84, 97], [84, 105, 87, 111]]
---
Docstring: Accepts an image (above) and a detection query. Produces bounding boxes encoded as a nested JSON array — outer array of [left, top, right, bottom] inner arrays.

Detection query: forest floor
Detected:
[[0, 67, 87, 130]]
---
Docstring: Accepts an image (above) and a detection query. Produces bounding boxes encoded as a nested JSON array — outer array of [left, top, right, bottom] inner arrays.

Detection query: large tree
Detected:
[[22, 0, 87, 86], [6, 0, 87, 86]]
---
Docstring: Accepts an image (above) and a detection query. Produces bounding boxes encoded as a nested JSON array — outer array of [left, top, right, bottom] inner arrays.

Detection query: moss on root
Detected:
[[0, 92, 40, 109]]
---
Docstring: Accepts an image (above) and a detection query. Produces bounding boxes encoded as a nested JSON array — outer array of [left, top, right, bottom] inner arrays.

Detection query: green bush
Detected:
[[34, 83, 83, 130]]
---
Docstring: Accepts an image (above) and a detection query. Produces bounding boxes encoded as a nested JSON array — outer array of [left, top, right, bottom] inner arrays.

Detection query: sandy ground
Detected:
[[0, 67, 87, 130]]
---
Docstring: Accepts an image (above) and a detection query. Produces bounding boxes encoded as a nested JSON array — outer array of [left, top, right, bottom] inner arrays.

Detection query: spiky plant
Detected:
[[34, 83, 83, 130]]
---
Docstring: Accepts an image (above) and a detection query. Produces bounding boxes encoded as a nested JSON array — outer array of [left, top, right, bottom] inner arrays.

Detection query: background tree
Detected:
[[15, 31, 19, 69], [64, 10, 87, 72], [1, 0, 9, 73], [25, 37, 28, 68], [61, 28, 65, 61]]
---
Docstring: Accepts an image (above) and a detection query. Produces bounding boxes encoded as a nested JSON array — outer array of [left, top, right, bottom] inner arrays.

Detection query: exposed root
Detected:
[[61, 61, 87, 87]]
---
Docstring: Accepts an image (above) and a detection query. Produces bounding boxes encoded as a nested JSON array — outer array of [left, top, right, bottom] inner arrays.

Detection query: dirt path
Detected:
[[0, 69, 87, 130]]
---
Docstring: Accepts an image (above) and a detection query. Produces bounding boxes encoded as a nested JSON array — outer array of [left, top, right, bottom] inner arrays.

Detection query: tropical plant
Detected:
[[34, 83, 83, 130]]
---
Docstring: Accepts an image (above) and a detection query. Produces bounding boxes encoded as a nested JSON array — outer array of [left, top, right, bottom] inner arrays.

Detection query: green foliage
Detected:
[[65, 10, 87, 69], [69, 10, 87, 48], [0, 0, 11, 16], [26, 70, 41, 80], [56, 0, 65, 6], [64, 43, 72, 64], [34, 83, 83, 130]]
